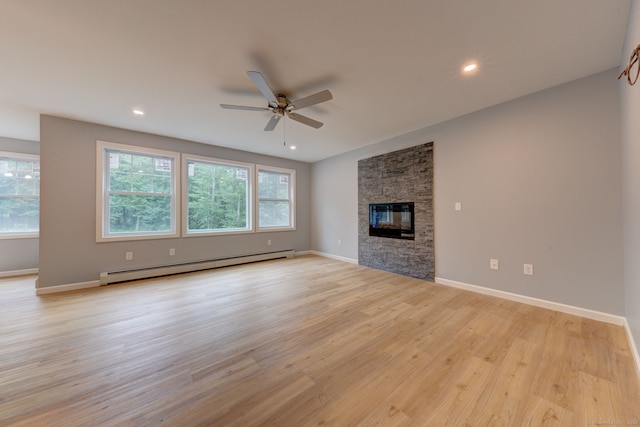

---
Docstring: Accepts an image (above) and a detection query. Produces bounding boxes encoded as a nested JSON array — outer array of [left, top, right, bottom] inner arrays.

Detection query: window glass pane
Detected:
[[132, 154, 153, 175], [258, 171, 290, 199], [108, 194, 172, 233], [259, 200, 290, 227], [130, 155, 155, 193], [0, 197, 39, 233], [109, 152, 131, 192], [132, 172, 153, 193], [16, 160, 33, 174], [0, 174, 15, 194], [111, 152, 130, 172], [0, 154, 40, 235], [99, 143, 178, 240], [17, 176, 37, 195], [0, 159, 16, 175], [0, 159, 11, 174], [155, 158, 172, 172], [109, 171, 131, 192], [153, 176, 171, 194], [187, 160, 250, 232], [107, 151, 173, 195], [257, 166, 294, 230], [0, 158, 19, 195]]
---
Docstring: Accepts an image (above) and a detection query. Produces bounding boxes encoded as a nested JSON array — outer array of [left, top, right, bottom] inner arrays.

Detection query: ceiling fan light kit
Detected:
[[221, 71, 333, 131]]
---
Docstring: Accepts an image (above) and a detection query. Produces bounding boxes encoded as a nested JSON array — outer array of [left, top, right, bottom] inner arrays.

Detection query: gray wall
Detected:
[[622, 0, 640, 353], [312, 69, 624, 315], [0, 136, 39, 273], [38, 116, 311, 288]]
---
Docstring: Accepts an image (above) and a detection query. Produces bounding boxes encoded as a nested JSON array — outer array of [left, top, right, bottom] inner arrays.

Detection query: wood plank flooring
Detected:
[[1, 254, 639, 426]]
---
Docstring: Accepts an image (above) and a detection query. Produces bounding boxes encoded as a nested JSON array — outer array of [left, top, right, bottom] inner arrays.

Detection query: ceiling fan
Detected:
[[220, 71, 333, 131]]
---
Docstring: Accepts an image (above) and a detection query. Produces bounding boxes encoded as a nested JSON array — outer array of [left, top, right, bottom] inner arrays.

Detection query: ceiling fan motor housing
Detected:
[[274, 95, 288, 116]]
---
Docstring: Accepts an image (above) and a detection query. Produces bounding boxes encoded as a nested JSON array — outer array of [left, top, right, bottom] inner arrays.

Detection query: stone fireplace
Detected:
[[358, 143, 434, 280]]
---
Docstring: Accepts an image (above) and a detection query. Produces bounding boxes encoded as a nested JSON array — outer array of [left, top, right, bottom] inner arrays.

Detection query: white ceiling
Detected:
[[0, 0, 631, 162]]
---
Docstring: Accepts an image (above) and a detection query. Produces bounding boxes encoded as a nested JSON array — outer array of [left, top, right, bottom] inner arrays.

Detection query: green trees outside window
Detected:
[[106, 151, 174, 234], [258, 169, 293, 229], [97, 141, 296, 241], [186, 160, 250, 233], [0, 154, 40, 235]]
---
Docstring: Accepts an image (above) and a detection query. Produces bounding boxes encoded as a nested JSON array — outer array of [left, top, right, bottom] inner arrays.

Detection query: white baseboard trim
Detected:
[[0, 268, 38, 278], [36, 280, 101, 295], [624, 318, 640, 378], [435, 277, 626, 326], [301, 250, 359, 265]]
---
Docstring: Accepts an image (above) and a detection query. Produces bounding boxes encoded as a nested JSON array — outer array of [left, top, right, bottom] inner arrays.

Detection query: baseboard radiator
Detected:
[[99, 250, 295, 285]]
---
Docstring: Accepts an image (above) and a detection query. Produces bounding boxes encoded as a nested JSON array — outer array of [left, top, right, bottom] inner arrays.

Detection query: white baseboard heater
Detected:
[[99, 250, 295, 285]]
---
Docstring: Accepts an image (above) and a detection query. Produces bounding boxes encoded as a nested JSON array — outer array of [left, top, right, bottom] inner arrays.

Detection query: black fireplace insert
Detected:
[[369, 202, 415, 240]]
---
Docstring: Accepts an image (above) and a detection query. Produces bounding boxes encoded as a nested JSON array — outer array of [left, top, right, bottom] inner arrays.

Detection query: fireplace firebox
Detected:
[[369, 203, 415, 240]]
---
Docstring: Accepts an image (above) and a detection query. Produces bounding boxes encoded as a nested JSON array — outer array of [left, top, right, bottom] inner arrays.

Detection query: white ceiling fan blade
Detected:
[[264, 115, 281, 131], [289, 90, 333, 110], [247, 71, 278, 107], [220, 104, 270, 111], [288, 112, 323, 129]]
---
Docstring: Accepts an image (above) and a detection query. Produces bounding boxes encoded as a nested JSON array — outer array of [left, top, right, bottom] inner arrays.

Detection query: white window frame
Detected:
[[182, 154, 254, 237], [256, 164, 296, 232], [0, 151, 40, 239], [96, 141, 180, 242]]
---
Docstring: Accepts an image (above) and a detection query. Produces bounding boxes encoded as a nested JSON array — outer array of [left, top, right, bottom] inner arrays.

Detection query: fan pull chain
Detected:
[[283, 115, 287, 146]]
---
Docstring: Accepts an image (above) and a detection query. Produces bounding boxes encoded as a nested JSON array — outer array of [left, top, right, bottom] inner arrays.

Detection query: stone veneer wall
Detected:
[[358, 143, 434, 280]]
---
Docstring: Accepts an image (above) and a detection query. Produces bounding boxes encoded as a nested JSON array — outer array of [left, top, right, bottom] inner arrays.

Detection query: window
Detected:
[[97, 142, 297, 240], [257, 165, 295, 231], [0, 152, 40, 238], [96, 141, 179, 241], [183, 155, 252, 235]]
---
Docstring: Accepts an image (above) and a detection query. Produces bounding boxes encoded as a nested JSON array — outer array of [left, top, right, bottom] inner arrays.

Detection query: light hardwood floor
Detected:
[[1, 254, 639, 426]]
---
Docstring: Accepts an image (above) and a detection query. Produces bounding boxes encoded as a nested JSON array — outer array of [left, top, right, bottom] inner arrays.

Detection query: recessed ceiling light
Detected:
[[463, 63, 478, 73], [289, 145, 297, 150], [132, 109, 145, 116]]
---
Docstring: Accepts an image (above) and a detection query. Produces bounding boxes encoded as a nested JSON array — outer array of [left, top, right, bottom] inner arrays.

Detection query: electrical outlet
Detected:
[[524, 264, 534, 276], [125, 251, 133, 261], [267, 239, 272, 246], [490, 259, 499, 270], [338, 239, 342, 246], [169, 248, 175, 256], [455, 202, 462, 211]]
